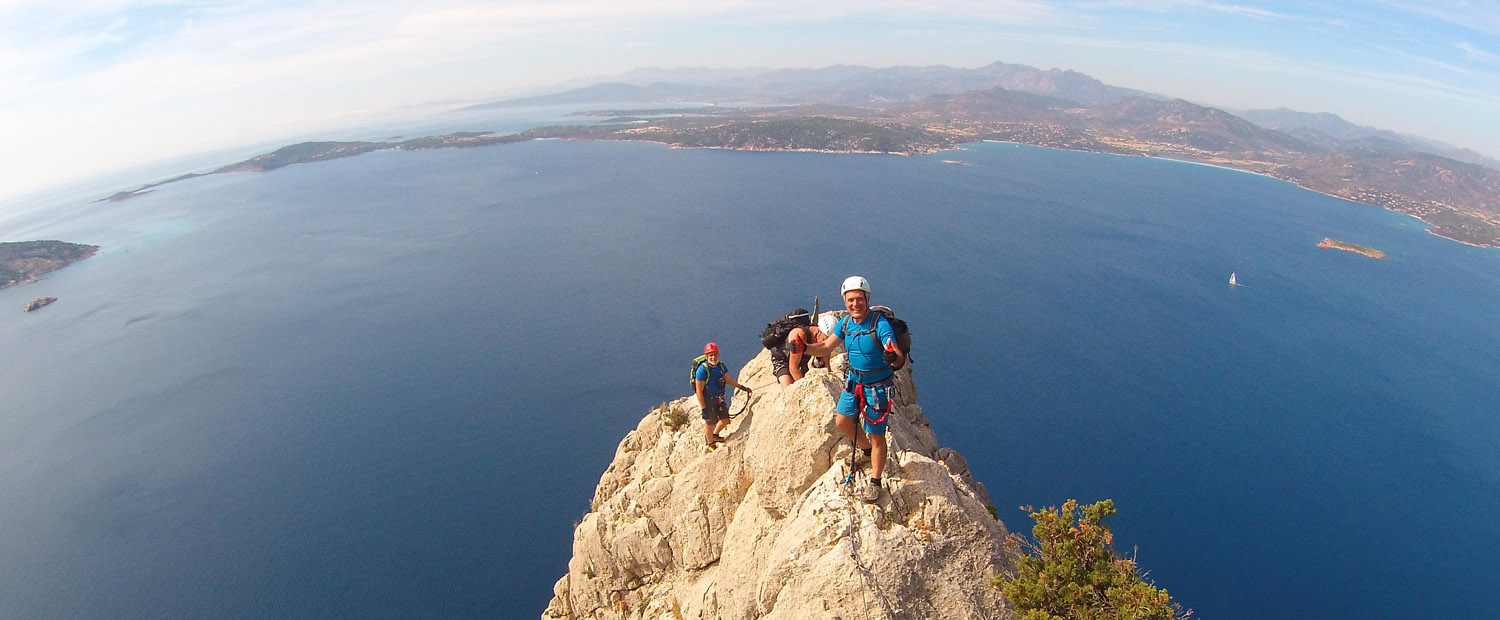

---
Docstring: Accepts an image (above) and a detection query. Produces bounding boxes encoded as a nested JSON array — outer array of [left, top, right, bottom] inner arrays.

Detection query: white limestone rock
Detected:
[[543, 350, 1014, 620]]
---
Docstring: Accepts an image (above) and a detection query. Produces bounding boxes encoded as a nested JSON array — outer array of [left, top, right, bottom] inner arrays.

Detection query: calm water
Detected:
[[1, 139, 1497, 619]]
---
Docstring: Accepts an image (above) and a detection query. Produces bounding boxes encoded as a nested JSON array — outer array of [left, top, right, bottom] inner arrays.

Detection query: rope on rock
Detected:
[[846, 493, 901, 619], [728, 380, 776, 419], [842, 436, 902, 620]]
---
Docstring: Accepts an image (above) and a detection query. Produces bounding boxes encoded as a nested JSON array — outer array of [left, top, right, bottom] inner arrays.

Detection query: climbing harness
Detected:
[[846, 377, 895, 427]]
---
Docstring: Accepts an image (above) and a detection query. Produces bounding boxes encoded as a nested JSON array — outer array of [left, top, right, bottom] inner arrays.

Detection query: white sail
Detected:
[[1229, 272, 1237, 285]]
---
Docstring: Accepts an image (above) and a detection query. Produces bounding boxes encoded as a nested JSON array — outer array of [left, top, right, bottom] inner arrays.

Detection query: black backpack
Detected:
[[840, 306, 912, 369], [760, 308, 812, 350]]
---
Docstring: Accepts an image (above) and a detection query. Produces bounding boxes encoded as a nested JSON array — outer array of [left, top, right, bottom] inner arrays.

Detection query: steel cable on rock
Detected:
[[841, 431, 905, 620]]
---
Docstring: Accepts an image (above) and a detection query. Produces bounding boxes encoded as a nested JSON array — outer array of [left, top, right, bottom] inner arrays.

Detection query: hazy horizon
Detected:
[[3, 1, 1499, 206]]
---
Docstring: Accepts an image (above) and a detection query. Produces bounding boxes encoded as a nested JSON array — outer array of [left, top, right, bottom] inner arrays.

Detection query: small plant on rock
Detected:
[[994, 499, 1190, 620], [659, 402, 688, 430]]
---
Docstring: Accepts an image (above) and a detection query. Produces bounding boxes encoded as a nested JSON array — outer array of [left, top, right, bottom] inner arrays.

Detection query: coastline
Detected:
[[99, 131, 1495, 250], [0, 243, 99, 292], [1426, 229, 1492, 248], [662, 142, 921, 156], [976, 139, 1495, 249]]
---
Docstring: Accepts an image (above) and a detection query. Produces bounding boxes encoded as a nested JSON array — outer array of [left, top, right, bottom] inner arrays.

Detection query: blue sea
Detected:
[[2, 135, 1498, 619]]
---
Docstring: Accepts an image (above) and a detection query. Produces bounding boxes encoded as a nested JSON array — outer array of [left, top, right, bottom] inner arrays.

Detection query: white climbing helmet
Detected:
[[818, 313, 838, 335], [840, 275, 870, 297]]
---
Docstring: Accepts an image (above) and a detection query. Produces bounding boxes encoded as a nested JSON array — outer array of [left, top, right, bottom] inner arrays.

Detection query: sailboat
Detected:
[[1229, 272, 1237, 286]]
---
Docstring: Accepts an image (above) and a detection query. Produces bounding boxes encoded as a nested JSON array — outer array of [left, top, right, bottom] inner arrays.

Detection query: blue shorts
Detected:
[[835, 380, 892, 435]]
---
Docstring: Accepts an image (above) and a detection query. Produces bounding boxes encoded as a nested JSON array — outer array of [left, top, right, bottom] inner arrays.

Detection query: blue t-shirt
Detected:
[[695, 362, 728, 398], [834, 314, 896, 381]]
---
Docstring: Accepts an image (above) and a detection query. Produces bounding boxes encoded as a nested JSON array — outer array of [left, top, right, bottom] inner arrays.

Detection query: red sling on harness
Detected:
[[851, 380, 892, 426]]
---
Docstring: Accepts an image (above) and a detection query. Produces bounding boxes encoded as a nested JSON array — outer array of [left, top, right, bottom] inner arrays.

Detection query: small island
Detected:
[[1, 240, 100, 290], [23, 297, 57, 312], [1318, 237, 1387, 259]]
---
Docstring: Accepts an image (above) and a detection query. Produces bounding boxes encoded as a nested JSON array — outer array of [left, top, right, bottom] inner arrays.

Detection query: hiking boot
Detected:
[[854, 447, 871, 465], [859, 480, 881, 503]]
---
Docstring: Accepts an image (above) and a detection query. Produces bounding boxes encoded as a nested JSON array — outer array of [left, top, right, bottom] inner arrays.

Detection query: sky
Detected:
[[2, 0, 1499, 205]]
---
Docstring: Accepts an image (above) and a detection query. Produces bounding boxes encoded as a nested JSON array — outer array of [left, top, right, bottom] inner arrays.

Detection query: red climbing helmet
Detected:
[[704, 342, 719, 354]]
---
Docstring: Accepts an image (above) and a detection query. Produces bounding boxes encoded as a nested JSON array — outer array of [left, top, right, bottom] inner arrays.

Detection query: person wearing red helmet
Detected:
[[694, 342, 751, 448]]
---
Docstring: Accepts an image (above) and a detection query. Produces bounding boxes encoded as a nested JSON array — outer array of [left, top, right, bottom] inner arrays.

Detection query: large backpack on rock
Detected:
[[841, 305, 912, 369], [760, 308, 812, 350]]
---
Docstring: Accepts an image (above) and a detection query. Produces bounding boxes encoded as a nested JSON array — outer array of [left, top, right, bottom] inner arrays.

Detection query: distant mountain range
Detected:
[[469, 61, 1162, 110], [462, 62, 1500, 246], [110, 62, 1500, 247], [480, 63, 1499, 171], [1237, 108, 1500, 170]]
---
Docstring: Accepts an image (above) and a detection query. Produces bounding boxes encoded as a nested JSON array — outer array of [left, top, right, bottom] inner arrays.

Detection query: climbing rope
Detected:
[[728, 380, 777, 419], [845, 479, 901, 619], [728, 396, 752, 420], [839, 430, 903, 619]]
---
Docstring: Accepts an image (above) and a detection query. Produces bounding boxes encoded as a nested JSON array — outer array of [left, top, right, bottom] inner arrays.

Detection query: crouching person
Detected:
[[775, 314, 828, 388]]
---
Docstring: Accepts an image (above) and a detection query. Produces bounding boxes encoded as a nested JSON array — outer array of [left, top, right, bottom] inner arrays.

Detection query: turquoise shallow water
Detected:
[[1, 139, 1497, 619]]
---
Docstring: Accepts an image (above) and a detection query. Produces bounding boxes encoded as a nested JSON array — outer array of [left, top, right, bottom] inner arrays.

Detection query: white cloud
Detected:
[[1374, 44, 1476, 76], [0, 0, 1074, 202], [1099, 0, 1290, 20], [1457, 41, 1500, 63], [995, 30, 1500, 111], [3, 0, 1064, 112], [1, 0, 1497, 203], [1373, 0, 1500, 37]]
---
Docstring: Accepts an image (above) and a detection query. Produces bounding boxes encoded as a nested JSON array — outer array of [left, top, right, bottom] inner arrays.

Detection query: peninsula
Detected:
[[99, 62, 1500, 248], [1318, 237, 1387, 259], [0, 240, 99, 290]]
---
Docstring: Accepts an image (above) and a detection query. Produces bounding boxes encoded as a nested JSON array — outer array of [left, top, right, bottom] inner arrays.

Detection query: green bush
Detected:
[[658, 402, 689, 430], [994, 499, 1190, 620]]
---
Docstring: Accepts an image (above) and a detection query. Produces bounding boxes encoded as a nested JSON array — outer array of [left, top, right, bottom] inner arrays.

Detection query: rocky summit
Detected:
[[544, 350, 1014, 619]]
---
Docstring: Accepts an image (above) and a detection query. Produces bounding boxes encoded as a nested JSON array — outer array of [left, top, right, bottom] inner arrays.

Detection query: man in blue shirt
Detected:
[[800, 276, 907, 502], [695, 342, 752, 448]]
